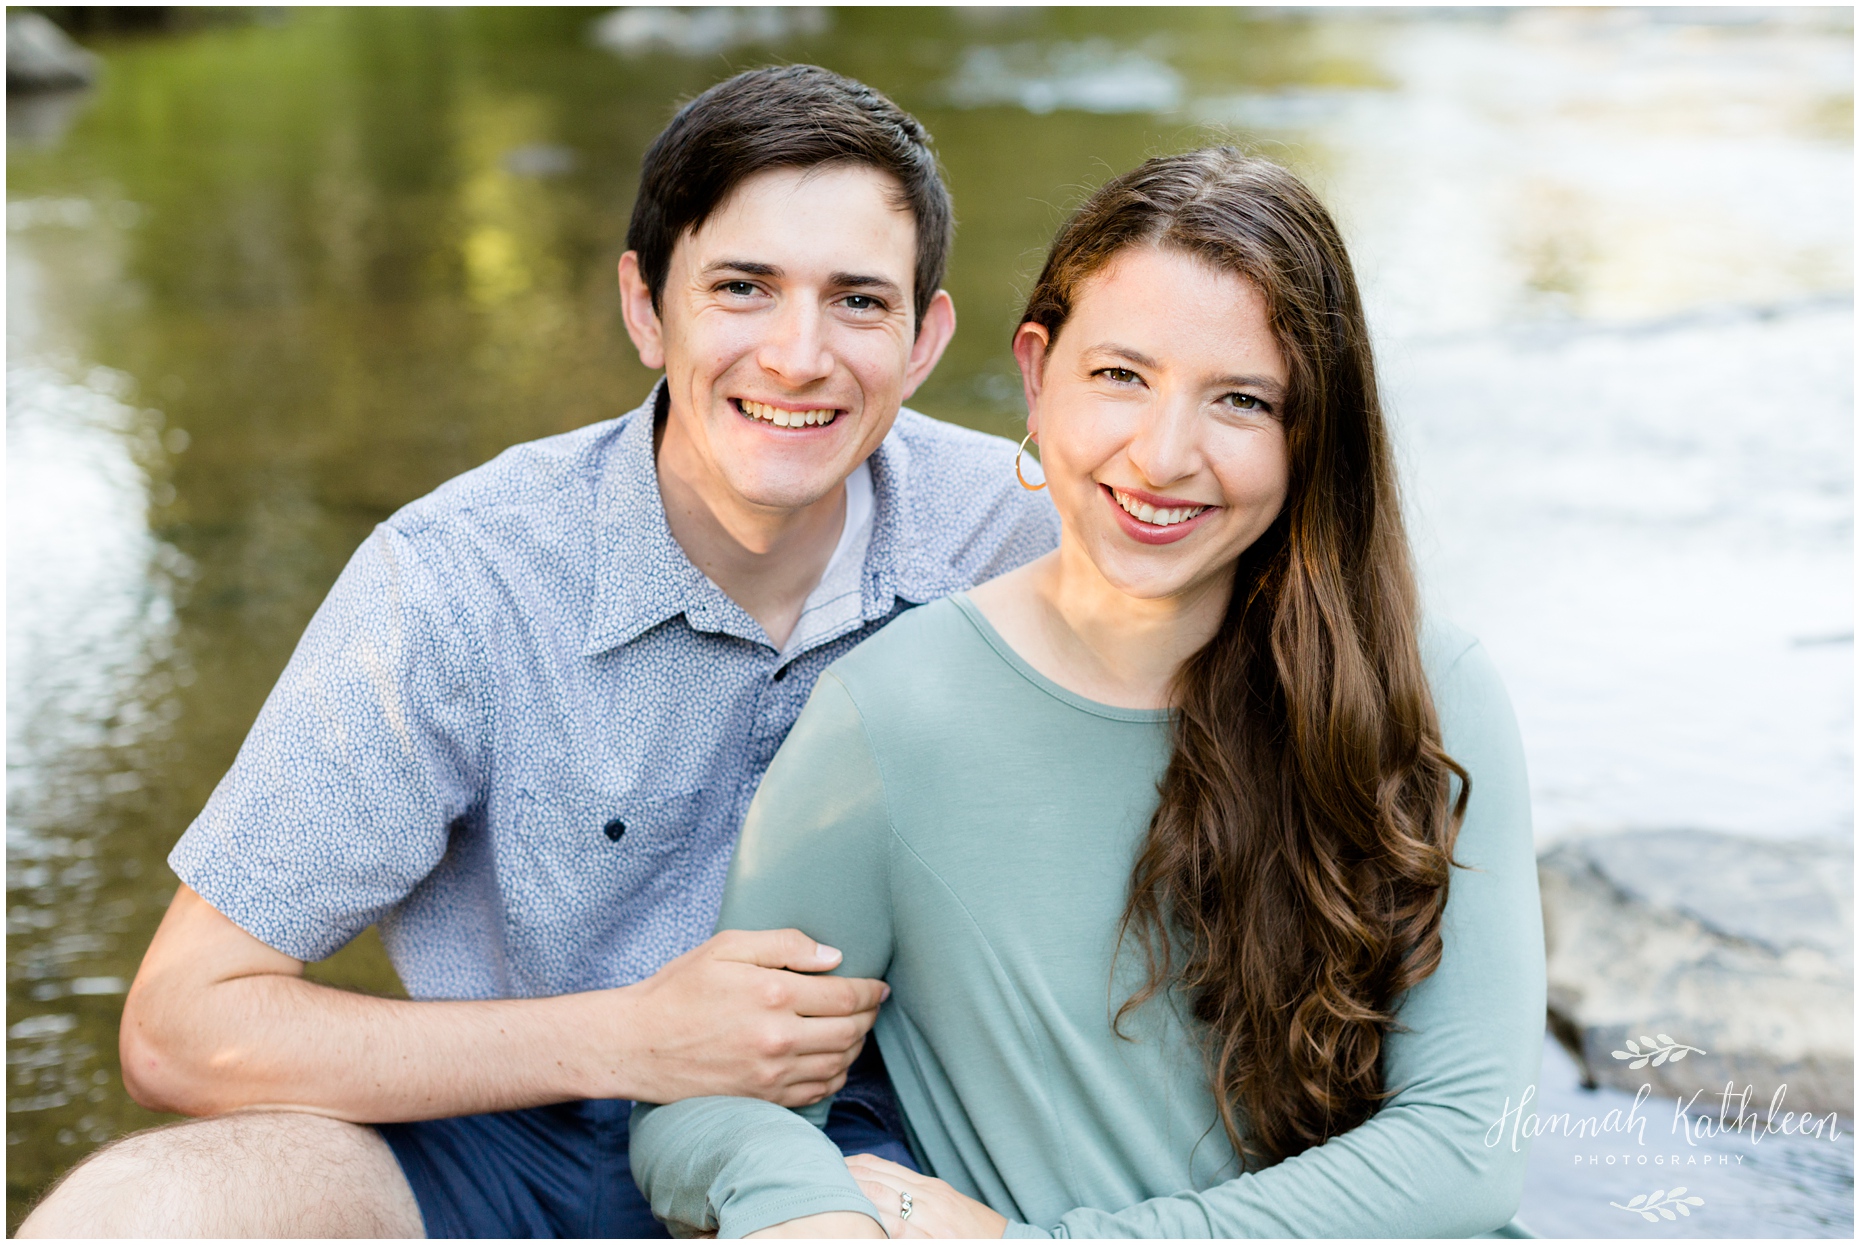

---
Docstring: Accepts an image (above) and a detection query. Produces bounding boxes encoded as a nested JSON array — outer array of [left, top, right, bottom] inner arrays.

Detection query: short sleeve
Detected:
[[167, 522, 488, 961]]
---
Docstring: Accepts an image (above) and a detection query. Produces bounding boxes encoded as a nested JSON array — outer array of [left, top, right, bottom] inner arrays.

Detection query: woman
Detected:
[[631, 149, 1543, 1239]]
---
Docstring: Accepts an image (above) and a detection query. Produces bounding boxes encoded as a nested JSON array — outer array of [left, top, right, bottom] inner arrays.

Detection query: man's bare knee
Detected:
[[17, 1111, 422, 1238]]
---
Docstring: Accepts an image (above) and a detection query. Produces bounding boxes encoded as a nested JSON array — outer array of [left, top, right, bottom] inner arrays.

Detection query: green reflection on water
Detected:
[[6, 7, 1365, 1225]]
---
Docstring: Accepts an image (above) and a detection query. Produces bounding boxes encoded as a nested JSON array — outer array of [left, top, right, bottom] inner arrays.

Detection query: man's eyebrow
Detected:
[[702, 259, 780, 278], [830, 272, 904, 297]]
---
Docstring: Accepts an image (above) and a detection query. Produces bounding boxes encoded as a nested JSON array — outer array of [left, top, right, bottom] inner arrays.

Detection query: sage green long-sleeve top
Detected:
[[631, 595, 1544, 1238]]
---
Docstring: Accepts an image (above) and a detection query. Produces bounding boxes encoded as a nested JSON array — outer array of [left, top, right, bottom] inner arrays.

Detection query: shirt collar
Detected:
[[582, 383, 712, 655], [582, 381, 948, 658]]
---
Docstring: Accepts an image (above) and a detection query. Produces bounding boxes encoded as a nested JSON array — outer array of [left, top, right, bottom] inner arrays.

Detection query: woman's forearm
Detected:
[[631, 1097, 882, 1237]]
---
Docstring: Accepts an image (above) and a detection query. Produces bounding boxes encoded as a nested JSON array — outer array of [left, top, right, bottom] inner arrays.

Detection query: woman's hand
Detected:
[[844, 1154, 1009, 1239]]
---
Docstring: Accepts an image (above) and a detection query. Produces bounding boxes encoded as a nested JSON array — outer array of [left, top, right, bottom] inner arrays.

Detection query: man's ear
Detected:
[[617, 252, 665, 372], [1011, 322, 1051, 442], [899, 289, 957, 402]]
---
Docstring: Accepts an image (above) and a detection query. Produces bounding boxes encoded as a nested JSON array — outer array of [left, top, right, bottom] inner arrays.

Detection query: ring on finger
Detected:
[[900, 1190, 914, 1222]]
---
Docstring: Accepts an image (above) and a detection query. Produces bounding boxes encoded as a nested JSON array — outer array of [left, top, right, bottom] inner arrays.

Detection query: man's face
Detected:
[[622, 164, 954, 514]]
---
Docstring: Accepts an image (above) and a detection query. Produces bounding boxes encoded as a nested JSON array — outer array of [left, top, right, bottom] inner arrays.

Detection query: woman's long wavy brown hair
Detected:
[[1021, 149, 1469, 1169]]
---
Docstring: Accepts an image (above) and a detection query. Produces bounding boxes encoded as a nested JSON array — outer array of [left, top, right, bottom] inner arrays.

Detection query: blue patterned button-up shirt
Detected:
[[170, 386, 1059, 1000]]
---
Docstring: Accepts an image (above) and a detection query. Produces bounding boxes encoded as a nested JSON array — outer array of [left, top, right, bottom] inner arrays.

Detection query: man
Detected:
[[21, 65, 1056, 1238]]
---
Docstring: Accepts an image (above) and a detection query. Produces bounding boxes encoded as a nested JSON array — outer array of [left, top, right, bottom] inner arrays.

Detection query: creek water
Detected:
[[6, 7, 1851, 1234]]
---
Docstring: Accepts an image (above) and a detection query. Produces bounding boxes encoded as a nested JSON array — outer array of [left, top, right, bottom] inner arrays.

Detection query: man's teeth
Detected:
[[738, 399, 838, 428], [1112, 489, 1209, 527]]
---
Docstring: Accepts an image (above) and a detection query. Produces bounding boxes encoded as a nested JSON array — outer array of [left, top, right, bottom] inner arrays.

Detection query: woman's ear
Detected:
[[1012, 322, 1051, 440]]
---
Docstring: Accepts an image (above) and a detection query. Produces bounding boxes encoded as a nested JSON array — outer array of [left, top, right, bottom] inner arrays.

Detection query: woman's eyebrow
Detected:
[[1088, 343, 1163, 370], [1088, 345, 1287, 397], [1210, 373, 1287, 397]]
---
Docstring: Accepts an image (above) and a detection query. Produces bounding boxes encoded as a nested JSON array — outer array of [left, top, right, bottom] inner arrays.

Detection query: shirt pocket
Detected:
[[504, 784, 707, 981]]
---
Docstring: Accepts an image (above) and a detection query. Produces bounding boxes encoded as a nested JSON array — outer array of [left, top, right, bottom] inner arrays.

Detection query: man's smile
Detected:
[[732, 397, 843, 428]]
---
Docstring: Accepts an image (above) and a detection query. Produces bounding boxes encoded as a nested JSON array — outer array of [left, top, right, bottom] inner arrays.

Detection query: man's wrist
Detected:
[[541, 983, 648, 1103]]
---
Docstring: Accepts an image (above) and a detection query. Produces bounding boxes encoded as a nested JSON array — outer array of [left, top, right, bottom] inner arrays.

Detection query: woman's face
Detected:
[[1015, 245, 1292, 605]]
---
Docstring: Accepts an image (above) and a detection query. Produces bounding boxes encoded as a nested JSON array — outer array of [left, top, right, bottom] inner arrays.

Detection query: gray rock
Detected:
[[1541, 829, 1853, 1117], [7, 13, 97, 92]]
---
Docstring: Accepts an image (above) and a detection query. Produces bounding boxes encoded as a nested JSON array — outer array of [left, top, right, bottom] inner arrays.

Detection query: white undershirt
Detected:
[[781, 460, 874, 658]]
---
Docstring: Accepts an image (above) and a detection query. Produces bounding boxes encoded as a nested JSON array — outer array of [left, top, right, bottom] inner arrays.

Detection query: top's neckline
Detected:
[[948, 594, 1175, 725]]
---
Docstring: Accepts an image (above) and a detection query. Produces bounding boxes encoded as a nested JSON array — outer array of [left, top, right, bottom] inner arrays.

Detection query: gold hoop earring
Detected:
[[1015, 431, 1046, 492]]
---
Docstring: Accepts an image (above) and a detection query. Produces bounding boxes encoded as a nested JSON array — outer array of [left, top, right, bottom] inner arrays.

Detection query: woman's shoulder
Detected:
[[1419, 617, 1521, 750], [1420, 617, 1503, 699], [826, 595, 991, 700]]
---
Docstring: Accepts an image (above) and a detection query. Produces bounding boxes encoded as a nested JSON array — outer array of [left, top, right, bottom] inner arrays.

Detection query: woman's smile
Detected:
[[1102, 484, 1218, 544]]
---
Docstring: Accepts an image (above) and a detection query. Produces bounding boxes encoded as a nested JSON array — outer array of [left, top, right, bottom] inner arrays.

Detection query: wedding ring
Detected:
[[899, 1190, 914, 1222]]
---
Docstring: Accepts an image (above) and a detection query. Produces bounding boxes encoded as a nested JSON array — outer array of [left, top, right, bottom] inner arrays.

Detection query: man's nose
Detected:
[[756, 296, 834, 387], [1125, 391, 1199, 487]]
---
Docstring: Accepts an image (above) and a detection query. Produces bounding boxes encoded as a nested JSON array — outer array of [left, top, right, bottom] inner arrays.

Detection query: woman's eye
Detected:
[[1096, 367, 1141, 384], [1225, 392, 1270, 413]]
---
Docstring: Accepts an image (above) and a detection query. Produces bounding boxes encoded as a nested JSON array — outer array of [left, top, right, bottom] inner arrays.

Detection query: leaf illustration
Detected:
[[1641, 1035, 1658, 1047], [1624, 1040, 1642, 1054], [1657, 1034, 1674, 1044], [1630, 1056, 1650, 1069], [1653, 1050, 1670, 1066], [1670, 1048, 1688, 1061], [1613, 1050, 1633, 1060], [1613, 1188, 1704, 1222]]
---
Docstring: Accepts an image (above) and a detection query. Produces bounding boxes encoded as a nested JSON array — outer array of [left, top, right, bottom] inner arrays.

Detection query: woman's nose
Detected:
[[1125, 395, 1199, 487]]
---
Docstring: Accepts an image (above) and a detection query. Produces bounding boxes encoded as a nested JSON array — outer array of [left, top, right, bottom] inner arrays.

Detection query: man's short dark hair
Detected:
[[627, 64, 954, 328]]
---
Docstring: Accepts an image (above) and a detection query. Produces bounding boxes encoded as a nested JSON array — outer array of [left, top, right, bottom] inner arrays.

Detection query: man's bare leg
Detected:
[[16, 1111, 423, 1238]]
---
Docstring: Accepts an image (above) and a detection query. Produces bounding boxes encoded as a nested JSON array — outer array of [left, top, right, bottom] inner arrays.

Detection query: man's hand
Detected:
[[605, 927, 889, 1107], [121, 888, 886, 1123]]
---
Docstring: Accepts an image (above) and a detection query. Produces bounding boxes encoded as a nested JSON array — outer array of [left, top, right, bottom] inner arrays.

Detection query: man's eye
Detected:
[[1095, 368, 1141, 384], [842, 294, 881, 312], [720, 281, 759, 297]]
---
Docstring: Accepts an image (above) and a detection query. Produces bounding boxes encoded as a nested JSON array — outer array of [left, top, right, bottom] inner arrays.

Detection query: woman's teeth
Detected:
[[738, 399, 838, 428], [1112, 488, 1209, 527]]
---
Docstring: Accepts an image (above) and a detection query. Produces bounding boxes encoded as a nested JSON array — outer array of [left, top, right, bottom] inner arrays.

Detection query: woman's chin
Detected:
[[1080, 547, 1220, 605]]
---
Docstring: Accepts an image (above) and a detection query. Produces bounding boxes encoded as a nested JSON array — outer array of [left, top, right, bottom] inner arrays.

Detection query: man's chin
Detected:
[[728, 473, 856, 513]]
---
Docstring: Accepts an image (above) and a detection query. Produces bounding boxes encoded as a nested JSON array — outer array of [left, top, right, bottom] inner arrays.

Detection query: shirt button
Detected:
[[772, 665, 789, 682], [603, 819, 626, 841]]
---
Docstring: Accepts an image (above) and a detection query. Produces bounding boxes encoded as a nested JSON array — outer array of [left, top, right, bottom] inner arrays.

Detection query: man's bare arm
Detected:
[[121, 886, 886, 1122]]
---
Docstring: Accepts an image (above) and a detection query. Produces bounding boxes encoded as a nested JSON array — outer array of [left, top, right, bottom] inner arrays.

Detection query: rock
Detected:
[[7, 13, 98, 92], [1540, 829, 1853, 1117]]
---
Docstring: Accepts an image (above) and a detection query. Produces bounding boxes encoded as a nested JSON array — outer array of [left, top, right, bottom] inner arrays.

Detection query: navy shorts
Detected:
[[378, 1041, 916, 1238]]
